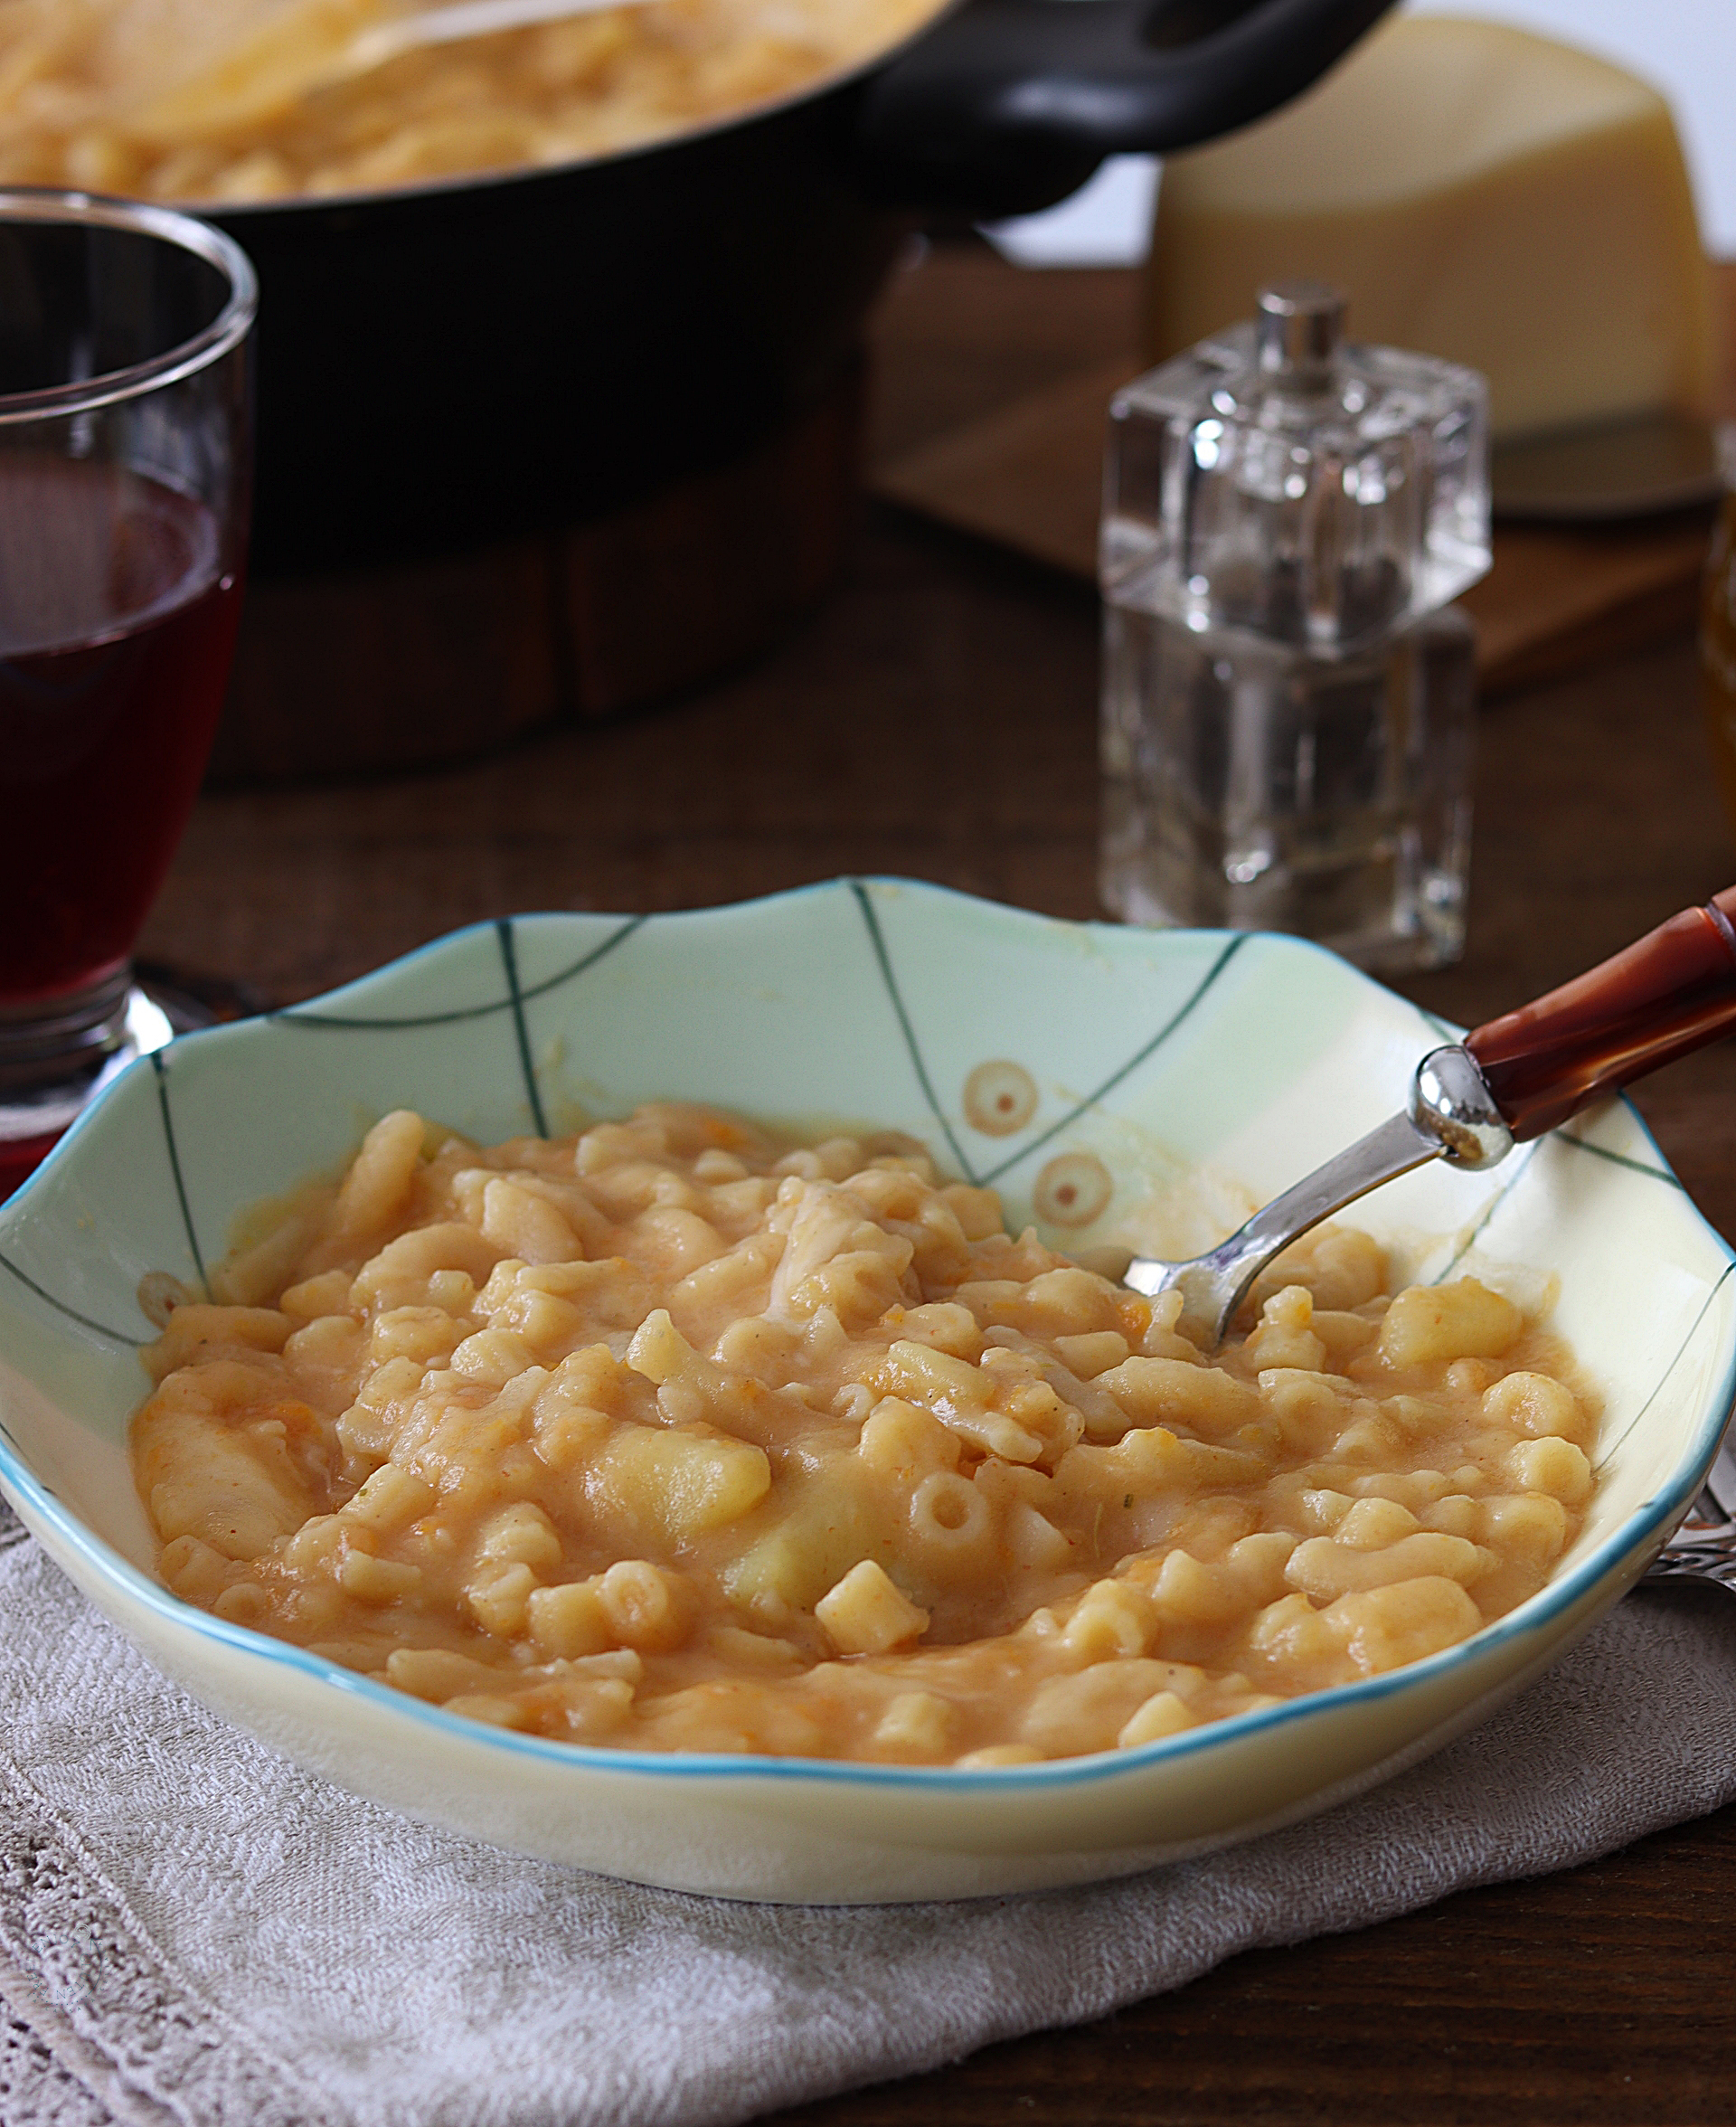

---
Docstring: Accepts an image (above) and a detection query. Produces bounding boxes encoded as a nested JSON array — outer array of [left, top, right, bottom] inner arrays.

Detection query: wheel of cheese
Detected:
[[1143, 14, 1717, 440]]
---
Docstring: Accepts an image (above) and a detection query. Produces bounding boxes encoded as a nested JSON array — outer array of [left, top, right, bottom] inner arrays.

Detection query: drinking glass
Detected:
[[0, 191, 256, 1195]]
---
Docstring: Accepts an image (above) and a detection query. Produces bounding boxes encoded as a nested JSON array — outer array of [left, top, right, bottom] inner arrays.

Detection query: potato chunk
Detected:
[[1376, 1280, 1523, 1368], [586, 1423, 771, 1545], [816, 1561, 929, 1655]]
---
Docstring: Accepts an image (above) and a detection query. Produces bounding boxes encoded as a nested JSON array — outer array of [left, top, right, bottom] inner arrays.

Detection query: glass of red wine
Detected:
[[0, 191, 256, 1196]]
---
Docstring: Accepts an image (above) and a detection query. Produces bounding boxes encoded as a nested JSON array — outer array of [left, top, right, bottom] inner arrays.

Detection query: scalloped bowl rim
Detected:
[[0, 881, 1730, 1825]]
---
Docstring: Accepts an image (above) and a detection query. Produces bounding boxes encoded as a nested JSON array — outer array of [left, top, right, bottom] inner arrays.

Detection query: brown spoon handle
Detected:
[[1466, 887, 1736, 1141]]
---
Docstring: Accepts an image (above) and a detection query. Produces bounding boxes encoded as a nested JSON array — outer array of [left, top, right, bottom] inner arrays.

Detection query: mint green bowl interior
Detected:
[[0, 878, 1729, 1903]]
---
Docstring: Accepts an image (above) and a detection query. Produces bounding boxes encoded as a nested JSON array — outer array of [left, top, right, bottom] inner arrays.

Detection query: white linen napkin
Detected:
[[1, 1500, 1732, 2127]]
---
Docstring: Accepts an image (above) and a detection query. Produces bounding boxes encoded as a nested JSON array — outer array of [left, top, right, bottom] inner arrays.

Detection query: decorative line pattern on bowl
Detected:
[[1594, 1260, 1736, 1470], [0, 878, 1730, 1902], [275, 917, 645, 1032], [1553, 1131, 1684, 1188], [0, 1254, 142, 1348], [851, 881, 1257, 1189], [149, 1050, 207, 1290], [0, 881, 1697, 1353]]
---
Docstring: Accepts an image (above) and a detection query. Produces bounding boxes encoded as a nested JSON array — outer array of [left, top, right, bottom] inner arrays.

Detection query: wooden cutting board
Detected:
[[872, 269, 1736, 696]]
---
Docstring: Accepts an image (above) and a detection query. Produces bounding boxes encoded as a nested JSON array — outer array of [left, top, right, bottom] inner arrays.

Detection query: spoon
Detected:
[[1128, 886, 1736, 1347], [341, 0, 651, 77], [1649, 1421, 1736, 1591], [130, 0, 653, 145]]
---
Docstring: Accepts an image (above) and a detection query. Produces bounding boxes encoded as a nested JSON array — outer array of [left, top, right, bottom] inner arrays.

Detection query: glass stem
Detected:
[[0, 960, 134, 1098]]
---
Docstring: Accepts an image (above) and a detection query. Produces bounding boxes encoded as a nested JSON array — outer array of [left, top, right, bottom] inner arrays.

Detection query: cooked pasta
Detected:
[[0, 0, 941, 203], [130, 1103, 1600, 1766]]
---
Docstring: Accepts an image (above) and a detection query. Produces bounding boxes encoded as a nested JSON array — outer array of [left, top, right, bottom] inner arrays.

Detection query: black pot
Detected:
[[209, 0, 1393, 574]]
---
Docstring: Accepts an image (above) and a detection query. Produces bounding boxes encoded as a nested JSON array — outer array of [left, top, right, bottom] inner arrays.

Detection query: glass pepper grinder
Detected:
[[1099, 281, 1492, 972]]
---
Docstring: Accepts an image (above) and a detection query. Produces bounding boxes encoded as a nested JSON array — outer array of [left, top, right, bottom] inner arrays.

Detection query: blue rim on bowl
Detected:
[[0, 879, 1731, 1899]]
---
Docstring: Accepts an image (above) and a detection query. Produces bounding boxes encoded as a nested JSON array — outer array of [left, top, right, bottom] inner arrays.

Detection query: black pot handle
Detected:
[[857, 0, 1396, 216]]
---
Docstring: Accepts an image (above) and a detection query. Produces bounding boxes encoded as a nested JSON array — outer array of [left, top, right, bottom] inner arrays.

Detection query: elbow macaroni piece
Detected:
[[131, 1103, 1599, 1765], [0, 0, 950, 205]]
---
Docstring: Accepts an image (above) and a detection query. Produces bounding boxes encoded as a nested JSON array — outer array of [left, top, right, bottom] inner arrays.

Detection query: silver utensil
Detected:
[[1125, 887, 1736, 1347], [1125, 1044, 1510, 1343], [133, 0, 656, 144], [1648, 1429, 1736, 1592], [340, 0, 655, 81]]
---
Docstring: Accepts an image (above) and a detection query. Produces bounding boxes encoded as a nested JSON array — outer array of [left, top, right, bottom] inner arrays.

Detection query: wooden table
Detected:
[[140, 244, 1736, 2125]]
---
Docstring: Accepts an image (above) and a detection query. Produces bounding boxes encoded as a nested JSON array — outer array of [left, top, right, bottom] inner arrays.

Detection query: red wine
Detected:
[[0, 457, 242, 1005]]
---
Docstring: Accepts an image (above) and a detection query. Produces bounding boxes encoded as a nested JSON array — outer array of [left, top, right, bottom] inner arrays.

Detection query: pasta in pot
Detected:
[[131, 1103, 1599, 1765], [0, 0, 944, 203]]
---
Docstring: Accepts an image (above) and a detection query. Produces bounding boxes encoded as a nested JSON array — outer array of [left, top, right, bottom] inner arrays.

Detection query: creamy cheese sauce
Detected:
[[132, 1103, 1598, 1764]]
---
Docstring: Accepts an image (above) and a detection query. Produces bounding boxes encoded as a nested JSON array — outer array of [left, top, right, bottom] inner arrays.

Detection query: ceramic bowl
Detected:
[[1, 880, 1731, 1904]]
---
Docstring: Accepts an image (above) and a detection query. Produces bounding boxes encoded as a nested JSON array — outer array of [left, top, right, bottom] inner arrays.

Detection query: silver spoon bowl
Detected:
[[1125, 1044, 1513, 1346], [1127, 885, 1736, 1349], [1117, 890, 1736, 1589]]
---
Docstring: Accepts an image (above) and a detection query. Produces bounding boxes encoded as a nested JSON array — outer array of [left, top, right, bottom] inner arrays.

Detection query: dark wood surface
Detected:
[[138, 244, 1736, 2124]]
